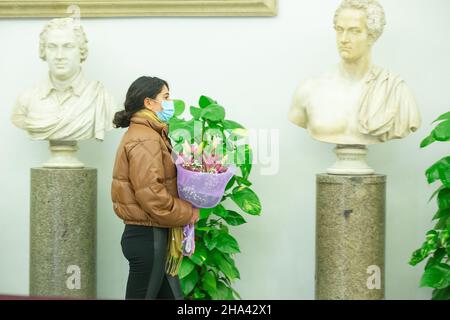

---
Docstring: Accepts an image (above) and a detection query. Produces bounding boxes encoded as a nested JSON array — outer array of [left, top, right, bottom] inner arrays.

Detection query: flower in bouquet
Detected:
[[178, 137, 229, 174]]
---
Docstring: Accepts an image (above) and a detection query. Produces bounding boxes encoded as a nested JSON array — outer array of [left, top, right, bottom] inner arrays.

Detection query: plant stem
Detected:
[[202, 120, 206, 170]]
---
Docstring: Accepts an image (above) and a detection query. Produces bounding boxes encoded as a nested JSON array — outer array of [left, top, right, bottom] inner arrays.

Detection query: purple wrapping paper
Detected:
[[182, 224, 196, 256]]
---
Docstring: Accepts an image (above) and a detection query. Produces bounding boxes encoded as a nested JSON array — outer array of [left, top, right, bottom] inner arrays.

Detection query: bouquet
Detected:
[[175, 138, 236, 256], [176, 138, 236, 208]]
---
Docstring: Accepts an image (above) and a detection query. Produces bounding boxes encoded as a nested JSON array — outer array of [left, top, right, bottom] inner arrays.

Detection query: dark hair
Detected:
[[113, 76, 169, 128]]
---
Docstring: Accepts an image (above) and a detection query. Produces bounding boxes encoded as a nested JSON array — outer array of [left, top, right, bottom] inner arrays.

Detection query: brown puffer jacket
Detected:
[[111, 114, 194, 228]]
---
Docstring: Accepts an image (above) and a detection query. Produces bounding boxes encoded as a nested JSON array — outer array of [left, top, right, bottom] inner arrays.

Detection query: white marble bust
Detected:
[[289, 0, 421, 146], [11, 18, 116, 142], [11, 18, 117, 167], [288, 0, 421, 174]]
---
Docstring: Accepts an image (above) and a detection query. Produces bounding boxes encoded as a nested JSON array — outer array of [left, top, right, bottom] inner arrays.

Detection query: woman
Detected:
[[111, 76, 199, 300]]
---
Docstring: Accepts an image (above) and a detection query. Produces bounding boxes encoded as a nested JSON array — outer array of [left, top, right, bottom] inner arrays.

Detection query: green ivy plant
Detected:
[[409, 110, 450, 300], [168, 95, 262, 300]]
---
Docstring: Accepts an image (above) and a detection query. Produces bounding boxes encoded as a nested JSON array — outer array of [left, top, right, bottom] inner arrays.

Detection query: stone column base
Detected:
[[30, 168, 97, 298], [315, 174, 386, 300]]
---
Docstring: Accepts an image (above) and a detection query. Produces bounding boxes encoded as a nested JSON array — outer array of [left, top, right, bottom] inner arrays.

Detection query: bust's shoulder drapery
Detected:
[[11, 72, 117, 141], [358, 65, 421, 142]]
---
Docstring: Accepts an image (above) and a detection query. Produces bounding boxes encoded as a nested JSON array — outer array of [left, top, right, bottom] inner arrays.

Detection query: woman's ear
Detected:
[[143, 97, 153, 111]]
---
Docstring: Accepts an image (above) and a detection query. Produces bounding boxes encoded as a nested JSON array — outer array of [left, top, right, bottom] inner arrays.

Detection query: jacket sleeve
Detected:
[[127, 139, 194, 227]]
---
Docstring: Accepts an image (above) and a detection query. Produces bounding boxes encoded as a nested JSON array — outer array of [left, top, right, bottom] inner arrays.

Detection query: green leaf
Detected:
[[179, 257, 196, 279], [235, 176, 252, 187], [168, 118, 187, 136], [196, 226, 215, 232], [206, 120, 222, 129], [433, 208, 450, 221], [227, 129, 249, 142], [221, 276, 232, 287], [210, 249, 240, 281], [190, 106, 202, 120], [426, 230, 439, 241], [169, 128, 192, 145], [439, 230, 449, 246], [225, 286, 235, 300], [190, 242, 208, 266], [196, 218, 208, 228], [409, 231, 439, 266], [199, 95, 217, 109], [215, 281, 231, 300], [435, 216, 450, 230], [180, 268, 199, 296], [429, 185, 445, 203], [201, 104, 226, 122], [235, 145, 253, 180], [219, 223, 229, 234], [215, 279, 235, 300], [204, 230, 219, 251], [431, 286, 450, 300], [231, 186, 262, 215], [223, 210, 247, 226], [173, 99, 185, 116], [433, 111, 450, 123], [216, 279, 235, 300], [214, 232, 241, 254], [426, 157, 450, 187], [213, 204, 228, 219], [225, 176, 236, 191], [438, 188, 450, 210], [409, 244, 432, 266], [432, 120, 450, 142], [168, 116, 186, 130], [220, 252, 235, 267], [201, 271, 217, 297], [200, 208, 213, 220], [204, 126, 224, 143], [420, 263, 450, 289], [192, 287, 206, 300], [409, 248, 428, 266], [168, 118, 195, 145], [193, 119, 203, 143], [425, 248, 446, 269], [426, 163, 441, 184], [420, 134, 436, 148], [223, 120, 245, 130]]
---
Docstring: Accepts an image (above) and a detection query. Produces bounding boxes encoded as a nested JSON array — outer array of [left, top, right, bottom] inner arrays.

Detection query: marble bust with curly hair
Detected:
[[11, 18, 117, 142], [289, 0, 421, 146]]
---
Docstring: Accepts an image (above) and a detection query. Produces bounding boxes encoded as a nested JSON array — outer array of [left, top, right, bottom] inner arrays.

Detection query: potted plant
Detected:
[[168, 96, 262, 299], [409, 110, 450, 300]]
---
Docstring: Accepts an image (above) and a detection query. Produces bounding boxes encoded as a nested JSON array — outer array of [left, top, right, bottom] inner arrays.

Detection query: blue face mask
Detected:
[[156, 100, 175, 123]]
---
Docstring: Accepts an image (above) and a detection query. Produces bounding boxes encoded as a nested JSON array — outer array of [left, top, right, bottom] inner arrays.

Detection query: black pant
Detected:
[[121, 224, 184, 300]]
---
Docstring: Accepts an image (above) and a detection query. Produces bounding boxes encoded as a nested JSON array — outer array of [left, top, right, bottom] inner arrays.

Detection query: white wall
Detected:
[[1, 0, 449, 299]]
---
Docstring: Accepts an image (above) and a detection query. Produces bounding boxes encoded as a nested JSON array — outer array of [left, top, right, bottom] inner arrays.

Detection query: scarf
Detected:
[[134, 108, 185, 276]]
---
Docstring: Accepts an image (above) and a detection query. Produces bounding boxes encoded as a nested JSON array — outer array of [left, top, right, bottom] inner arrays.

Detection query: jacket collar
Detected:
[[130, 112, 167, 135], [130, 113, 172, 152]]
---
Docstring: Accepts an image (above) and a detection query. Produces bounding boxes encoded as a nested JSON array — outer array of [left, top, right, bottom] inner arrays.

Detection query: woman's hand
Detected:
[[190, 207, 200, 225]]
